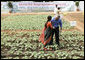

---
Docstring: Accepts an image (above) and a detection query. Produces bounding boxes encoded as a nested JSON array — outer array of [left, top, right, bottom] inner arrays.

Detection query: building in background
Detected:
[[1, 1, 84, 13]]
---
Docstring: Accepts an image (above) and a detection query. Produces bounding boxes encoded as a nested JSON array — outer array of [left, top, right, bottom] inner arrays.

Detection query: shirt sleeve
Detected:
[[51, 18, 54, 26], [51, 17, 55, 22], [59, 19, 62, 28]]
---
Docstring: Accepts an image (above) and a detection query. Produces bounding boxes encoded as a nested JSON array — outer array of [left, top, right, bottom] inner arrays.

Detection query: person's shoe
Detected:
[[57, 45, 62, 49]]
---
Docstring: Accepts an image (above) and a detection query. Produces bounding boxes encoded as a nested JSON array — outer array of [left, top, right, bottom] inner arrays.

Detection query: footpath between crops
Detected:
[[1, 27, 79, 33], [63, 11, 84, 33]]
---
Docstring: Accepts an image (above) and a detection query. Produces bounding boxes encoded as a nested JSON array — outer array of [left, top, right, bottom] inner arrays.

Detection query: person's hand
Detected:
[[60, 30, 62, 33], [53, 27, 55, 29], [60, 28, 62, 32], [59, 30, 62, 36]]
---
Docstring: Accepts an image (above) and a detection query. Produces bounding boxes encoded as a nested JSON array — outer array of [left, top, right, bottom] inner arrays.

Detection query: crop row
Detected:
[[1, 15, 73, 30], [1, 31, 84, 59]]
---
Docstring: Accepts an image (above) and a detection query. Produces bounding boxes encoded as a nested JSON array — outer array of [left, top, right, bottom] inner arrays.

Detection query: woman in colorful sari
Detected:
[[39, 16, 53, 50]]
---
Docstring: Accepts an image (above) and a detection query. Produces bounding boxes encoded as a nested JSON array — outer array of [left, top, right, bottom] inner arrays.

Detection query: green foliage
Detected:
[[7, 1, 13, 8], [1, 14, 84, 59], [1, 31, 84, 59], [75, 1, 80, 7], [1, 15, 73, 30]]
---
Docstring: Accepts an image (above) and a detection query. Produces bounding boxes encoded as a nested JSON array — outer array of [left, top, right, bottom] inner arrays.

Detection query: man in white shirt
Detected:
[[54, 5, 63, 19], [54, 4, 58, 16]]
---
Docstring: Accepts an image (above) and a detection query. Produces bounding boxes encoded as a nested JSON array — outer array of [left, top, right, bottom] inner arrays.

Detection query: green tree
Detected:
[[7, 1, 13, 8], [75, 1, 79, 7], [7, 1, 13, 13], [75, 1, 80, 11]]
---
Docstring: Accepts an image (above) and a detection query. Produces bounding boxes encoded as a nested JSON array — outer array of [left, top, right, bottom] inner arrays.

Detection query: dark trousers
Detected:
[[49, 27, 60, 46]]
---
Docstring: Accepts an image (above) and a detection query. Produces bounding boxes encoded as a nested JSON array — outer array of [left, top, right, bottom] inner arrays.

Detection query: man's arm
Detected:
[[51, 18, 55, 29], [59, 19, 62, 31]]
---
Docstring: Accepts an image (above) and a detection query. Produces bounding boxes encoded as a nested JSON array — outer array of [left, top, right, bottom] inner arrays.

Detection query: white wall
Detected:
[[1, 1, 84, 13], [79, 1, 84, 11]]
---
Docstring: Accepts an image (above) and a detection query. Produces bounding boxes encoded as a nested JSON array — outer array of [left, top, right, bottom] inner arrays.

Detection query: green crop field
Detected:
[[1, 15, 73, 30], [1, 14, 84, 59]]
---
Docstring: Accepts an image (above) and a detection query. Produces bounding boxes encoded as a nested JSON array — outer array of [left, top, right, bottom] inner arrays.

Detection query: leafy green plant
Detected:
[[7, 1, 13, 8], [75, 1, 80, 11], [1, 15, 73, 30], [7, 1, 13, 13], [75, 1, 79, 7], [1, 14, 84, 59]]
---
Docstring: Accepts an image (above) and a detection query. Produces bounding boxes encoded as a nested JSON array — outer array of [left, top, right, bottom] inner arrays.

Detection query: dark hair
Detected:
[[55, 4, 57, 8], [58, 16, 60, 18], [58, 7, 60, 10], [45, 16, 52, 28]]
